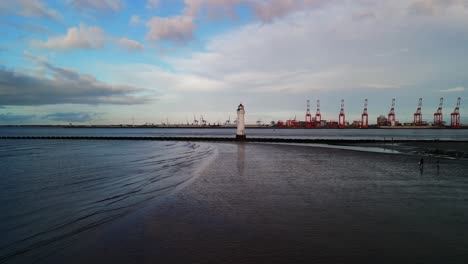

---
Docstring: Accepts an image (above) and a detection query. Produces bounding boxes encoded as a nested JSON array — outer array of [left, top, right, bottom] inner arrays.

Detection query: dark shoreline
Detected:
[[1, 135, 467, 144], [1, 125, 467, 129]]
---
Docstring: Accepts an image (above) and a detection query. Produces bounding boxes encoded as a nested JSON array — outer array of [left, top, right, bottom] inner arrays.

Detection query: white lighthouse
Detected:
[[236, 103, 246, 140]]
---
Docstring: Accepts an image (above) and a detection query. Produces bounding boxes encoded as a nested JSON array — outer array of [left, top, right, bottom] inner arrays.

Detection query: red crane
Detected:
[[361, 99, 368, 128], [451, 97, 461, 128], [338, 99, 345, 128], [305, 99, 313, 128], [414, 98, 423, 126], [315, 100, 321, 127], [388, 98, 396, 126], [433, 97, 444, 126]]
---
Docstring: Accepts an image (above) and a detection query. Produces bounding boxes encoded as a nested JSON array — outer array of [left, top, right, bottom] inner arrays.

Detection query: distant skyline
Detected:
[[0, 0, 467, 125]]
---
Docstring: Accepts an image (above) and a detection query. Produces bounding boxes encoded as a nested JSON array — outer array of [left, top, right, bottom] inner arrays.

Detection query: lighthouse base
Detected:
[[236, 135, 246, 141]]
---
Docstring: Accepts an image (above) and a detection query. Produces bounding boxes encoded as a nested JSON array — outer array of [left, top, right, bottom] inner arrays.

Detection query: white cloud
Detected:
[[143, 0, 333, 44], [103, 63, 226, 93], [70, 0, 124, 12], [143, 0, 468, 46], [129, 15, 141, 25], [33, 24, 105, 50], [146, 15, 195, 42], [167, 0, 467, 94], [117, 38, 144, 52], [362, 83, 403, 89], [440, 87, 465, 93]]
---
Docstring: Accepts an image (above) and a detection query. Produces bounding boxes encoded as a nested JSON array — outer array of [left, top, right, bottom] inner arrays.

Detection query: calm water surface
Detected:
[[0, 140, 215, 263], [0, 127, 467, 140], [1, 130, 468, 263]]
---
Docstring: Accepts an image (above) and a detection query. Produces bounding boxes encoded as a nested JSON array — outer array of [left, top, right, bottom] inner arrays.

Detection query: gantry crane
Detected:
[[433, 97, 444, 126], [338, 99, 346, 128], [361, 99, 368, 128], [414, 98, 423, 126], [388, 98, 396, 126], [200, 115, 207, 126], [451, 97, 461, 128], [315, 100, 321, 127], [305, 99, 313, 128]]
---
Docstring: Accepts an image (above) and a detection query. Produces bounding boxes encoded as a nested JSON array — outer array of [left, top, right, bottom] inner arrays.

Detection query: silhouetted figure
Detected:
[[436, 160, 440, 173], [419, 158, 424, 171]]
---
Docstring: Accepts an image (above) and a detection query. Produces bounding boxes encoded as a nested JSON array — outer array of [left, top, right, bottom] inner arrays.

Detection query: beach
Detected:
[[26, 141, 468, 264]]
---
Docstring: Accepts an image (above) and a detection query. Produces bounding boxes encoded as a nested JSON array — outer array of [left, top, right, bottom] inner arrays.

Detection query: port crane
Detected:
[[338, 99, 345, 128], [361, 99, 368, 128], [200, 115, 207, 126], [192, 115, 199, 126], [414, 98, 423, 126], [388, 98, 396, 126], [315, 100, 322, 127], [305, 99, 313, 128], [451, 97, 461, 128], [433, 97, 444, 126]]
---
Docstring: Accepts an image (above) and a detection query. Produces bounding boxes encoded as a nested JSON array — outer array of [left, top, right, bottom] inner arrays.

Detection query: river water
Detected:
[[0, 127, 467, 140], [0, 140, 216, 263], [1, 128, 468, 263]]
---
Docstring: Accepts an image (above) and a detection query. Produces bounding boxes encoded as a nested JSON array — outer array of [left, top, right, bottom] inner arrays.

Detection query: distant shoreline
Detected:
[[0, 125, 467, 129], [2, 136, 467, 143]]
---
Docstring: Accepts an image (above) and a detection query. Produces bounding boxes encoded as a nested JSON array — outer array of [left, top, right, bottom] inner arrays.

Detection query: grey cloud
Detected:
[[252, 0, 330, 22], [43, 112, 100, 122], [0, 54, 152, 106], [0, 113, 36, 123], [352, 11, 376, 21], [409, 0, 468, 16], [183, 0, 247, 19]]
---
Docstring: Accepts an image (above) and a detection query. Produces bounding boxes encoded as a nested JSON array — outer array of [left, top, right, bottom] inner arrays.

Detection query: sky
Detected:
[[0, 0, 467, 125]]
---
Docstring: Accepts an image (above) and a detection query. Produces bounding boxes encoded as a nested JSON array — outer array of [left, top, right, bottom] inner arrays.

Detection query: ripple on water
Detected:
[[0, 140, 216, 263]]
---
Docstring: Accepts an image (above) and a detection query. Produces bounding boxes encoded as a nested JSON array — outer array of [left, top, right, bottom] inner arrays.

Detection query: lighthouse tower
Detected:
[[236, 103, 246, 140]]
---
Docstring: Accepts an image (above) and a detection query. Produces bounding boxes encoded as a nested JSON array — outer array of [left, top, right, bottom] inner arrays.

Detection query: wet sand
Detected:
[[345, 141, 468, 159], [45, 143, 468, 263]]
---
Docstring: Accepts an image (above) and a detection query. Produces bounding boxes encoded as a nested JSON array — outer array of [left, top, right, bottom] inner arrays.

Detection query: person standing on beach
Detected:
[[419, 158, 424, 170]]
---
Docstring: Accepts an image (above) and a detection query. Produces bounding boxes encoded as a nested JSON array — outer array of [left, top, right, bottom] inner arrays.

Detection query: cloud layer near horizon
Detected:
[[0, 53, 151, 106]]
